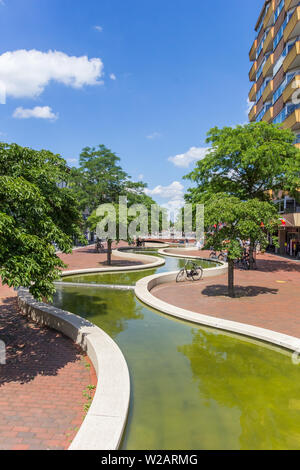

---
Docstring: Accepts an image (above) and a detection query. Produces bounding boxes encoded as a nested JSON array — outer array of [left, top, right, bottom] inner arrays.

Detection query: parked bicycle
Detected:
[[209, 249, 228, 262], [95, 239, 105, 253], [176, 260, 203, 282], [234, 252, 257, 270]]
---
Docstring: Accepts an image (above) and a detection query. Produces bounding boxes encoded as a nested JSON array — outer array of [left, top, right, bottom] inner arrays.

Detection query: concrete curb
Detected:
[[158, 247, 215, 258], [135, 271, 300, 353], [55, 281, 134, 290], [17, 289, 130, 451]]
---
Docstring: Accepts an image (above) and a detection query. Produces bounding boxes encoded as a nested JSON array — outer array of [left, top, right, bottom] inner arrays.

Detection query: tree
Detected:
[[204, 195, 279, 297], [69, 145, 147, 212], [184, 122, 300, 267], [87, 202, 138, 265], [0, 143, 85, 301], [184, 122, 300, 203]]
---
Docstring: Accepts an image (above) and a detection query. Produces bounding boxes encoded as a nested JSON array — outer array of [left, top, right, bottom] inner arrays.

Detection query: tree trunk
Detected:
[[228, 259, 235, 298], [249, 239, 255, 270], [107, 239, 112, 265]]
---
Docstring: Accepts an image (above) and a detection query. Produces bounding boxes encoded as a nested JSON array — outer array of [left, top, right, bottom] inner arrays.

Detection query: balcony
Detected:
[[264, 0, 275, 29], [285, 0, 299, 11], [263, 27, 274, 54], [281, 212, 300, 227], [248, 105, 257, 122], [283, 41, 300, 72], [262, 106, 274, 123], [283, 75, 300, 102], [249, 61, 257, 81], [249, 39, 257, 61], [263, 54, 274, 77], [249, 83, 257, 102], [281, 108, 300, 130], [284, 7, 300, 42], [263, 80, 274, 102]]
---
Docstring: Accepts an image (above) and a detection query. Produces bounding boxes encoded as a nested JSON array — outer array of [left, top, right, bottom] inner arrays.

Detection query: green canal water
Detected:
[[61, 254, 216, 286], [53, 253, 300, 450]]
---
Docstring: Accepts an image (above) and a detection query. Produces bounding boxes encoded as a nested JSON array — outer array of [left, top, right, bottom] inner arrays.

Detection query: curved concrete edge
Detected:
[[158, 247, 196, 255], [17, 288, 130, 451], [135, 271, 300, 354], [158, 247, 222, 261], [144, 242, 170, 248], [55, 281, 134, 290], [61, 250, 165, 278], [157, 248, 228, 275]]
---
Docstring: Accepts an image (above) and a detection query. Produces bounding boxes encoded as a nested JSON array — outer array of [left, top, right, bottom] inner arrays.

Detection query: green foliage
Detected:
[[0, 142, 85, 301], [205, 195, 279, 297], [184, 122, 300, 204], [69, 145, 148, 212], [204, 195, 279, 261], [82, 384, 96, 414]]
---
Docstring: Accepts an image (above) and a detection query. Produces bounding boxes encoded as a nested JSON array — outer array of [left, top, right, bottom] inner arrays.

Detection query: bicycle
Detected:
[[234, 253, 257, 270], [95, 240, 105, 253], [217, 250, 228, 262], [209, 250, 227, 261], [176, 260, 203, 282]]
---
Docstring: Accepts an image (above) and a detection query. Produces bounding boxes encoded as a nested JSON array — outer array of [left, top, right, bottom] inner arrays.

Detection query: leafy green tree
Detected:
[[204, 195, 279, 297], [87, 201, 141, 265], [184, 122, 300, 266], [88, 195, 168, 264], [0, 143, 85, 300], [69, 145, 147, 212], [185, 122, 300, 204]]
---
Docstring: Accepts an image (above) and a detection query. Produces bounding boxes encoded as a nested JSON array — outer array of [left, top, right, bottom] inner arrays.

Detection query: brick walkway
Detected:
[[59, 242, 144, 271], [152, 250, 300, 338], [0, 244, 143, 450]]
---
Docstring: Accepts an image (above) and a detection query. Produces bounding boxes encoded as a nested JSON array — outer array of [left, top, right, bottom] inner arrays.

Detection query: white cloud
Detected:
[[146, 132, 161, 140], [246, 98, 253, 115], [138, 174, 144, 180], [145, 181, 185, 216], [109, 73, 116, 80], [168, 146, 209, 168], [13, 106, 58, 120], [0, 49, 104, 100], [94, 25, 103, 32], [67, 158, 78, 164], [145, 181, 184, 199]]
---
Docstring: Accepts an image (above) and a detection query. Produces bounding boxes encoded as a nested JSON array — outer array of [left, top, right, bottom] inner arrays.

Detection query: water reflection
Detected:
[[54, 287, 144, 338], [179, 329, 300, 450]]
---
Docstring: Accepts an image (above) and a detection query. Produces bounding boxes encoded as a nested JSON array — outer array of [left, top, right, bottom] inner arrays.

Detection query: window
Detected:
[[257, 77, 271, 103], [273, 10, 295, 50], [256, 102, 272, 122], [273, 37, 300, 77], [274, 0, 284, 23], [273, 70, 300, 105], [273, 103, 299, 124], [256, 28, 270, 59]]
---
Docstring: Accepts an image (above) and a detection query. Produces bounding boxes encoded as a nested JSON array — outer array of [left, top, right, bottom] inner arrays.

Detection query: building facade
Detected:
[[249, 0, 300, 257]]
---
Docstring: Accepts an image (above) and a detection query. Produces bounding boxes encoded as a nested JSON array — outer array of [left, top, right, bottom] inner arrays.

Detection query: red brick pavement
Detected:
[[0, 295, 97, 450], [152, 250, 300, 338], [59, 242, 144, 271], [0, 243, 142, 450]]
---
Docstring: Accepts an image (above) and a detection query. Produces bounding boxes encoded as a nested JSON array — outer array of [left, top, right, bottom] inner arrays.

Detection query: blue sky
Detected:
[[0, 0, 263, 212]]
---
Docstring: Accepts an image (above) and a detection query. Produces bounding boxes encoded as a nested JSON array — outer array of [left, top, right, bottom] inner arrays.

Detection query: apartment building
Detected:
[[248, 0, 300, 257]]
